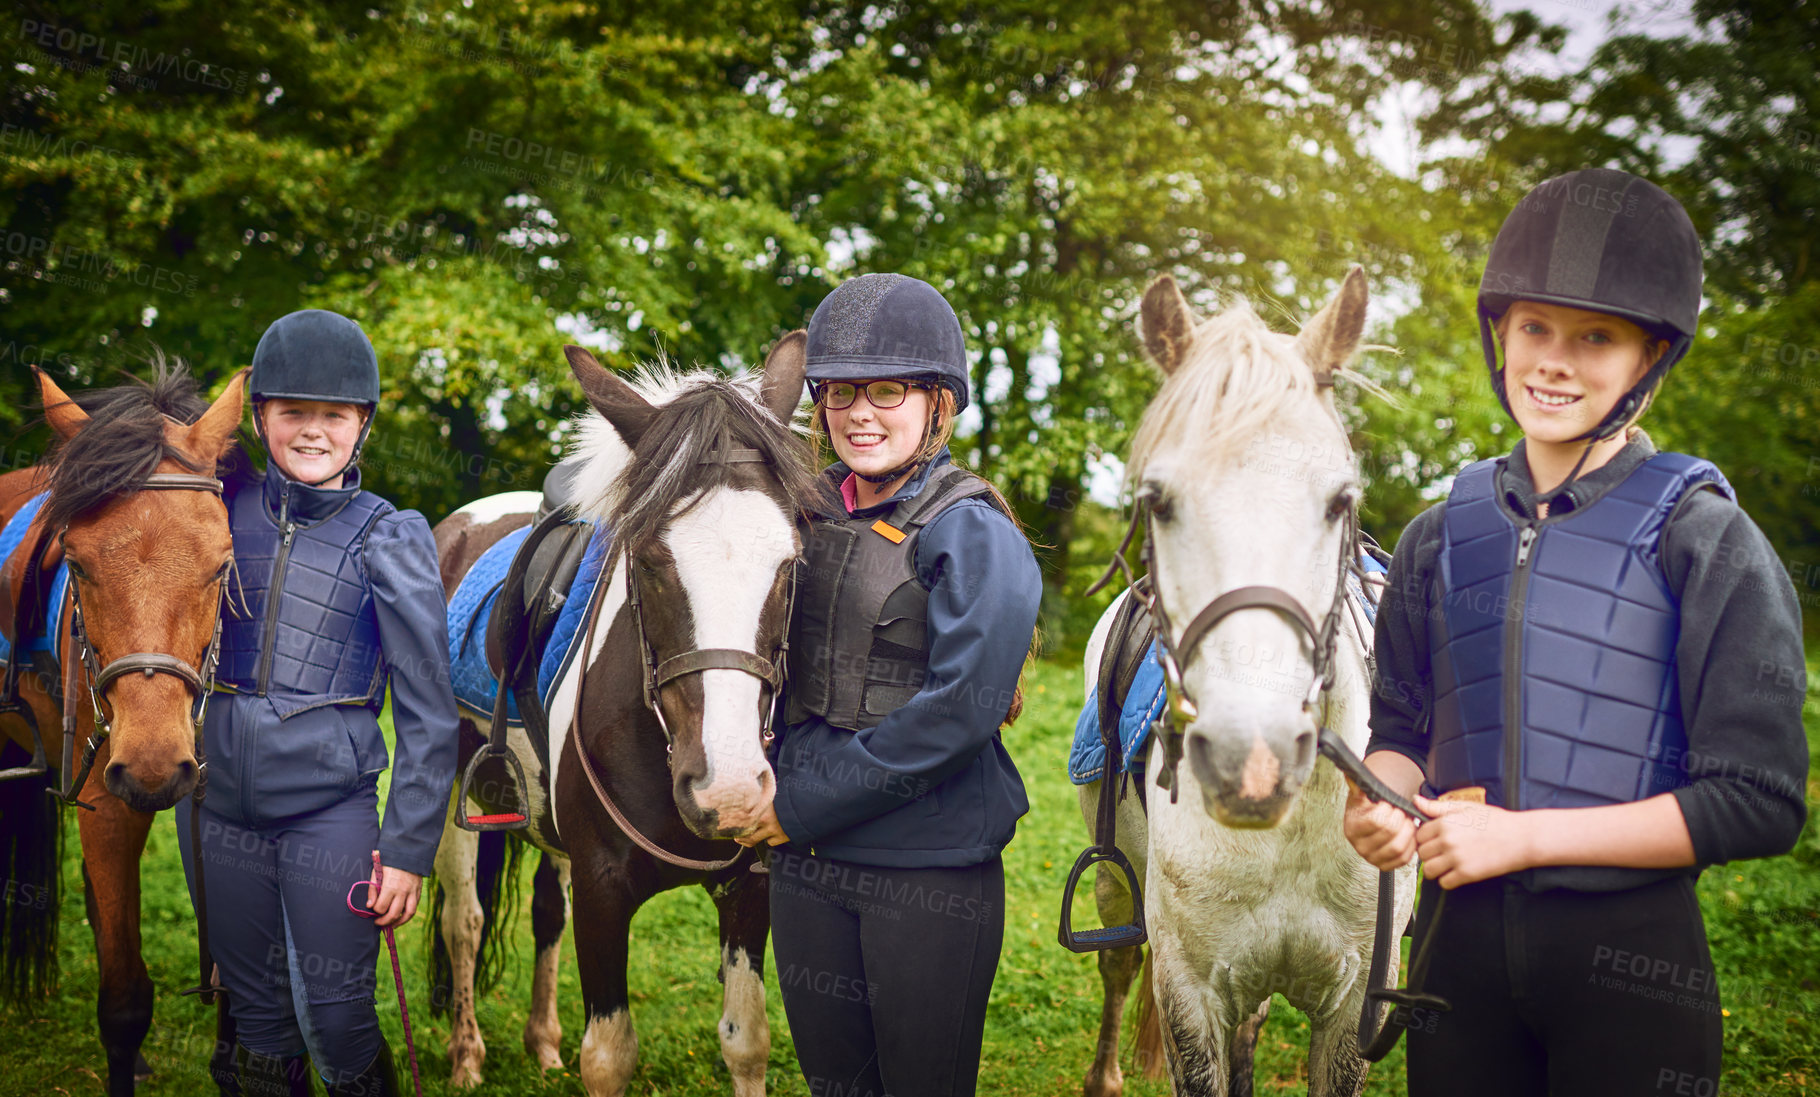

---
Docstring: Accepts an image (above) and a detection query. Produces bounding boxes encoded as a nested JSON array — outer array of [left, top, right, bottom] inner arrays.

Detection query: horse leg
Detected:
[[77, 789, 155, 1097], [572, 852, 641, 1097], [1227, 996, 1271, 1097], [709, 871, 771, 1097], [1082, 859, 1144, 1097], [433, 815, 488, 1089], [1147, 934, 1229, 1097], [1306, 991, 1369, 1097], [522, 852, 572, 1071]]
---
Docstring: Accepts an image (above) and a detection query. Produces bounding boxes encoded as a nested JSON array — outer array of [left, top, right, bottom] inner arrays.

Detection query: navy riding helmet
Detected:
[[805, 274, 973, 411], [250, 309, 381, 486], [805, 274, 974, 484], [1478, 168, 1704, 442]]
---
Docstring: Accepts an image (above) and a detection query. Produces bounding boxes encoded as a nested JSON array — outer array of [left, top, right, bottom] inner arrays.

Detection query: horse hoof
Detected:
[[1082, 1067, 1122, 1097], [533, 1045, 564, 1071], [134, 1051, 153, 1082], [450, 1060, 485, 1090]]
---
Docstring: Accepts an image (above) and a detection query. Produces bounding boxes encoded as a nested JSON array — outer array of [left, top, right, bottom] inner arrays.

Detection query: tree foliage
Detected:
[[4, 0, 1808, 648]]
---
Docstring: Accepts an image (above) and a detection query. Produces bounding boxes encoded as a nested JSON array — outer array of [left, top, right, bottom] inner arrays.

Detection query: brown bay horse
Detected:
[[427, 336, 824, 1095], [0, 362, 246, 1095]]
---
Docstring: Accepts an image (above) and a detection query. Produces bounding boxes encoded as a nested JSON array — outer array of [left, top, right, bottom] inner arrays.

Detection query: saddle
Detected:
[[482, 458, 593, 754], [0, 496, 64, 780]]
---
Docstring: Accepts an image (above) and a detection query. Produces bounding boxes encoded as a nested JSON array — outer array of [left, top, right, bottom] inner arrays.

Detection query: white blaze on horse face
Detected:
[[1147, 420, 1356, 823], [662, 487, 794, 834]]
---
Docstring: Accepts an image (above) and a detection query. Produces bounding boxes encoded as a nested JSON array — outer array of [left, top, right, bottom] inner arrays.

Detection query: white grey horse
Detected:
[[1078, 269, 1417, 1097]]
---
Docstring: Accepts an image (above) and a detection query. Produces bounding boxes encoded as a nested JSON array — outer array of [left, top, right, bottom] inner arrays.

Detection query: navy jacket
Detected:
[[771, 453, 1042, 868], [203, 465, 458, 877]]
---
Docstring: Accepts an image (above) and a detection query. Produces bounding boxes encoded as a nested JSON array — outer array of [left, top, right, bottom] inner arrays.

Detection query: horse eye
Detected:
[[1136, 482, 1173, 522], [1325, 491, 1355, 522]]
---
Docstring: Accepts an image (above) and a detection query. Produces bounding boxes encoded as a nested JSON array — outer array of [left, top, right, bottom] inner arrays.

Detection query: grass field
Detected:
[[4, 655, 1817, 1096]]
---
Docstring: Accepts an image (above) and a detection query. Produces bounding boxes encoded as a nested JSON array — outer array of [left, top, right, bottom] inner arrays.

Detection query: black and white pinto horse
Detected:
[[428, 336, 823, 1096], [1078, 270, 1417, 1096]]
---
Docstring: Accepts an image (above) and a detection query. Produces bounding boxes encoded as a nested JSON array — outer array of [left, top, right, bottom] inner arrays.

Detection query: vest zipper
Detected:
[[255, 488, 297, 695], [1502, 523, 1538, 810]]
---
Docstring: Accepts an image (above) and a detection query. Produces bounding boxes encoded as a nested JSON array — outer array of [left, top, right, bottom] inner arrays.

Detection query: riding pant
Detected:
[[769, 847, 1004, 1097], [176, 785, 385, 1085], [1405, 874, 1723, 1097]]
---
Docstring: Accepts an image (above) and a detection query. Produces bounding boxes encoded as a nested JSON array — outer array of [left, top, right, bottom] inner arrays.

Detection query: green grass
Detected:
[[4, 655, 1817, 1095]]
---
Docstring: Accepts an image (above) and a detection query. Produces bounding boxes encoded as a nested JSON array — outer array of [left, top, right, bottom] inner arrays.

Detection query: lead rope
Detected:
[[348, 852, 422, 1097]]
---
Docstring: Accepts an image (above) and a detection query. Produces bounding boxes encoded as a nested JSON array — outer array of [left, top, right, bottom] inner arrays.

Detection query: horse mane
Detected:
[[39, 352, 245, 531], [569, 362, 828, 556], [1127, 299, 1328, 483]]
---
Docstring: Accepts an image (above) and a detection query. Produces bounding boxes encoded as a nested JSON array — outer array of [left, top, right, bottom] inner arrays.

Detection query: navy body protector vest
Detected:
[[217, 475, 392, 718], [784, 463, 1002, 732], [1428, 452, 1732, 810]]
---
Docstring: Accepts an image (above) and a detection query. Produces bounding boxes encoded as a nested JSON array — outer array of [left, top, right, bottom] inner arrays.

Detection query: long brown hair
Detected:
[[809, 382, 1037, 726]]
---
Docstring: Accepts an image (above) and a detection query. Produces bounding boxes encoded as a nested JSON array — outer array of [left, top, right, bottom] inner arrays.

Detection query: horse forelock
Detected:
[[40, 354, 236, 533], [567, 365, 822, 557], [1128, 302, 1335, 486]]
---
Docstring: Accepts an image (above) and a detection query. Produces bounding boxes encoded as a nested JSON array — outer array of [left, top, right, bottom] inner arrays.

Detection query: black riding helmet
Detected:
[[805, 273, 972, 483], [249, 309, 381, 486], [1478, 168, 1704, 442]]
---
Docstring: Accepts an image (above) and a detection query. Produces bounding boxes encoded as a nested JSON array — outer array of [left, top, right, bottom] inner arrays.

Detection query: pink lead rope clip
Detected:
[[347, 852, 423, 1097]]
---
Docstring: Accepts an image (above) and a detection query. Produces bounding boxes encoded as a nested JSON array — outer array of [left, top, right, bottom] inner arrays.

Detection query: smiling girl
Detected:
[[1342, 170, 1809, 1093], [736, 274, 1042, 1097], [176, 309, 456, 1097]]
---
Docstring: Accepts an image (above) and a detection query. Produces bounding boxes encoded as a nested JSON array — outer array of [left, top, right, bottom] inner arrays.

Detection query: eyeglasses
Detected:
[[815, 379, 930, 411]]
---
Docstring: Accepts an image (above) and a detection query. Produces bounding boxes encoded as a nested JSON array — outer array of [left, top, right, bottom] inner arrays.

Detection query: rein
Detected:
[[52, 471, 229, 810], [572, 446, 785, 874]]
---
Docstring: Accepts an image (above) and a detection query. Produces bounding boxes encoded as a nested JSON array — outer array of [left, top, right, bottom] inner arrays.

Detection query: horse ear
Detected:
[[758, 330, 807, 425], [1141, 276, 1198, 375], [33, 365, 90, 440], [183, 369, 248, 464], [565, 345, 656, 447], [1296, 266, 1369, 384]]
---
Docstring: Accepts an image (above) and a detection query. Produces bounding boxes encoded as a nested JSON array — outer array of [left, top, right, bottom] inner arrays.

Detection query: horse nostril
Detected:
[[1293, 730, 1315, 772]]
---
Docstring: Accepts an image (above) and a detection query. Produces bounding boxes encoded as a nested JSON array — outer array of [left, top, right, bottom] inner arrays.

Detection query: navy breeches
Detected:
[[176, 785, 384, 1081]]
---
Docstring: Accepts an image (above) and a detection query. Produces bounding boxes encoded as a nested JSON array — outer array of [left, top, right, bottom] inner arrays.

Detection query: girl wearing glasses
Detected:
[[737, 274, 1042, 1097]]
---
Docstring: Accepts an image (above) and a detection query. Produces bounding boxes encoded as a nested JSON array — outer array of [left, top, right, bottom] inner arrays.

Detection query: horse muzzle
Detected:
[[103, 751, 199, 812], [673, 765, 776, 840], [1184, 723, 1316, 829]]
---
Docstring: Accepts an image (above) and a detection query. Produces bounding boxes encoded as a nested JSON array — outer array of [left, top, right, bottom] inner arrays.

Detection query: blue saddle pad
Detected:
[[447, 520, 611, 724], [0, 492, 70, 669], [1069, 549, 1388, 786]]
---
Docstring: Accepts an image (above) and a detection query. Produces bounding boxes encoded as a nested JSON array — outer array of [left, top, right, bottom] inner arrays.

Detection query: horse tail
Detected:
[[426, 828, 526, 1018], [1131, 948, 1166, 1079], [0, 744, 62, 1001], [472, 829, 526, 994]]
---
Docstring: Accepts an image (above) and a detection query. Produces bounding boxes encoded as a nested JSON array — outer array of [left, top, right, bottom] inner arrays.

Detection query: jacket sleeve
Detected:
[[365, 510, 459, 876], [772, 499, 1042, 843], [1365, 503, 1444, 772], [1662, 489, 1810, 865]]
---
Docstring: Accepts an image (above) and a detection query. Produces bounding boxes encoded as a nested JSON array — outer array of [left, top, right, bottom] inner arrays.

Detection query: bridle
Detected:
[[52, 471, 230, 809], [626, 454, 794, 755], [1087, 480, 1360, 804], [571, 446, 792, 873]]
